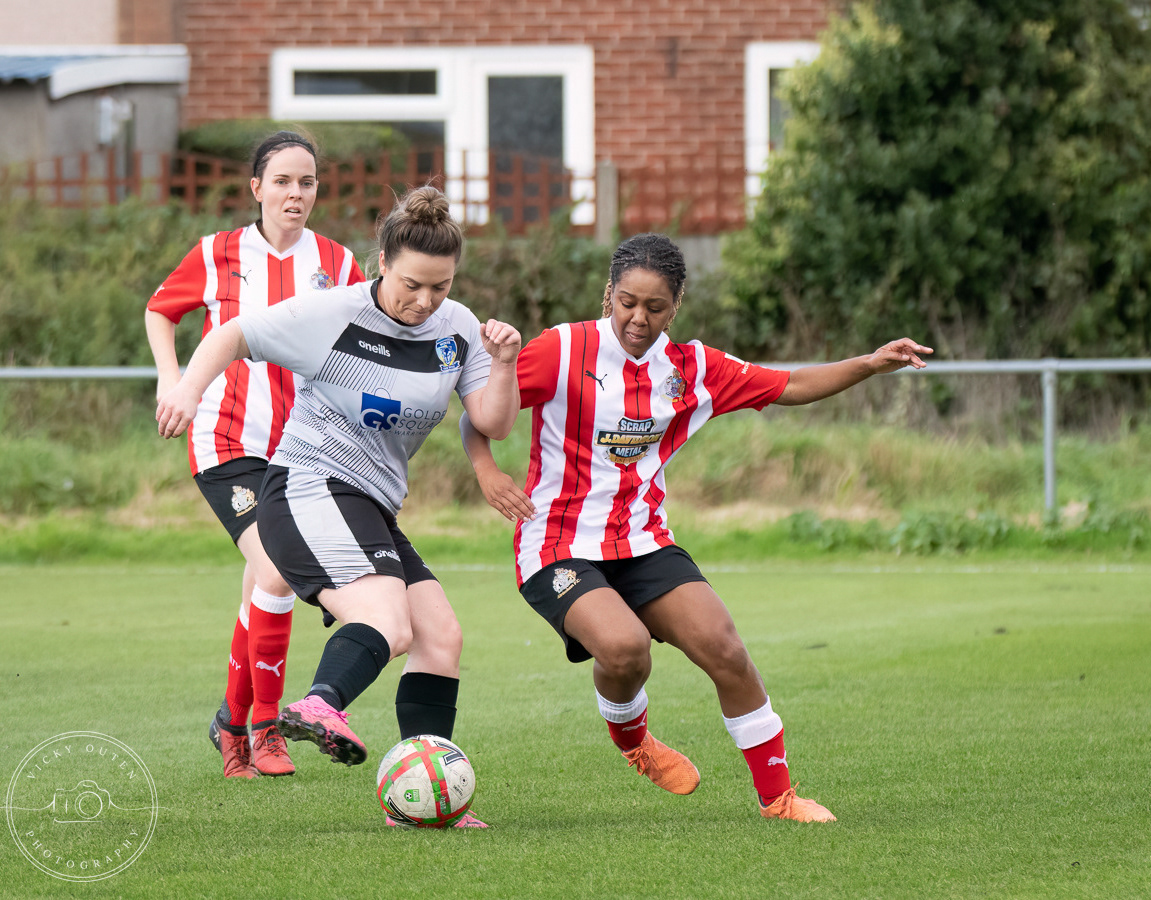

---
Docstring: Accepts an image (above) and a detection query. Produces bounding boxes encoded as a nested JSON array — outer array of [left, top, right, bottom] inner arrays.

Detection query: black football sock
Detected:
[[395, 672, 460, 740], [307, 623, 391, 711]]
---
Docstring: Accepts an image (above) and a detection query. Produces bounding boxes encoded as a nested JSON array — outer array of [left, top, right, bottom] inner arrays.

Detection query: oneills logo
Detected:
[[595, 416, 664, 465]]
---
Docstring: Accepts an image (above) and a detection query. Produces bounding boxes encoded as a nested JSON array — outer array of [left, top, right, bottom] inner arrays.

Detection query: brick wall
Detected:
[[119, 0, 179, 43], [182, 0, 830, 227]]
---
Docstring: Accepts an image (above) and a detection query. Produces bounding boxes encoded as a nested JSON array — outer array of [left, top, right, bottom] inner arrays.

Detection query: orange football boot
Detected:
[[759, 787, 836, 822], [621, 733, 700, 795]]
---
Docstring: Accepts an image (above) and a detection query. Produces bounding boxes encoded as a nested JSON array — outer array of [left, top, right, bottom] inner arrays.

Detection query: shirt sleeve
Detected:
[[146, 237, 211, 323], [516, 327, 562, 408], [239, 289, 341, 380], [340, 245, 366, 286], [455, 312, 493, 399], [700, 344, 791, 415]]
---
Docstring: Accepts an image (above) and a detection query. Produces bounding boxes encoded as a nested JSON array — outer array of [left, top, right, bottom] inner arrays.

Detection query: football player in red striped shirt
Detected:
[[463, 232, 931, 822], [145, 131, 364, 779]]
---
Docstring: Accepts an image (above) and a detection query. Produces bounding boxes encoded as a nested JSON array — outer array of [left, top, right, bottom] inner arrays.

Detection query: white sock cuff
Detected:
[[238, 602, 250, 630], [251, 587, 296, 615], [596, 688, 649, 724], [723, 698, 783, 750]]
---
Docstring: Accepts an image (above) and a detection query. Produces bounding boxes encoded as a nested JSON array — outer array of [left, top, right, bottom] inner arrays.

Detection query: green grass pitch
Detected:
[[2, 557, 1149, 899]]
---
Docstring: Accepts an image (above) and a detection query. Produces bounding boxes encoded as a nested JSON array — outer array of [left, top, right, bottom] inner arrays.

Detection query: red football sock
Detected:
[[742, 728, 791, 802], [598, 688, 650, 751], [223, 610, 252, 727], [248, 598, 293, 724], [606, 709, 648, 752]]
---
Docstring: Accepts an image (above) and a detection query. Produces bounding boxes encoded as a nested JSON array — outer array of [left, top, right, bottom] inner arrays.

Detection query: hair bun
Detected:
[[405, 185, 450, 223], [375, 183, 463, 264]]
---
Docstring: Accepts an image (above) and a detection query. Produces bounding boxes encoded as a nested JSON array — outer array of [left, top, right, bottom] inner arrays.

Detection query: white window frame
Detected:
[[270, 45, 595, 224], [743, 41, 821, 198]]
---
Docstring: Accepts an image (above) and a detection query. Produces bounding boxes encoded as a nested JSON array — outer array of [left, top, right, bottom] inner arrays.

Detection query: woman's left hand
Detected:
[[477, 466, 537, 522], [867, 338, 933, 374], [480, 319, 522, 365]]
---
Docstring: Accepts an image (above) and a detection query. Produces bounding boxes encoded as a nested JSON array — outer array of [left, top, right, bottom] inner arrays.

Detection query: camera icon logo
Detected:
[[6, 732, 158, 882], [52, 780, 112, 824]]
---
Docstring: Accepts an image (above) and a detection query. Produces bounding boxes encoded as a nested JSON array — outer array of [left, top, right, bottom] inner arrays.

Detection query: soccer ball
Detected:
[[376, 735, 475, 827]]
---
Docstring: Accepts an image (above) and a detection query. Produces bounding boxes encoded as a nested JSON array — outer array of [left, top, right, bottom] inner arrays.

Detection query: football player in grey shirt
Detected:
[[157, 186, 519, 827]]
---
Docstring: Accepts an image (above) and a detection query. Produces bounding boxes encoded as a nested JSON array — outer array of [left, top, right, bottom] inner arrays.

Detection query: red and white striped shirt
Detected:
[[513, 317, 791, 585], [147, 225, 364, 475]]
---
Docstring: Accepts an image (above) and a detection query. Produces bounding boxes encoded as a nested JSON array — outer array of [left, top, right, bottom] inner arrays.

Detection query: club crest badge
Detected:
[[552, 567, 581, 598], [436, 336, 460, 371], [310, 267, 336, 290], [231, 485, 257, 516], [664, 369, 686, 402]]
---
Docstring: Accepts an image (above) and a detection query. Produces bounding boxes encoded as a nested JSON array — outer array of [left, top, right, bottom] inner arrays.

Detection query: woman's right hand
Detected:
[[153, 320, 252, 438], [155, 381, 201, 439], [480, 319, 522, 366]]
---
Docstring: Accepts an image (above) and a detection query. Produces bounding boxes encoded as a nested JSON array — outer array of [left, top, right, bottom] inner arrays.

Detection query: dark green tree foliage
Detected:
[[726, 0, 1151, 360]]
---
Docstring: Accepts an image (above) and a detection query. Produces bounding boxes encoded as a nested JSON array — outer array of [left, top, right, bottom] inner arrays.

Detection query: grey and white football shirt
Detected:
[[240, 279, 491, 513]]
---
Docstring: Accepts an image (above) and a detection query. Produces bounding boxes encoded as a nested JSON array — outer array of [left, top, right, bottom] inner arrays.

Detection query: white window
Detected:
[[744, 42, 821, 198], [270, 46, 595, 224]]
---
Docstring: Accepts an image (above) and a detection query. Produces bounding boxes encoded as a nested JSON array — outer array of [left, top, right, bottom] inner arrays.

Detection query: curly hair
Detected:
[[600, 233, 687, 324]]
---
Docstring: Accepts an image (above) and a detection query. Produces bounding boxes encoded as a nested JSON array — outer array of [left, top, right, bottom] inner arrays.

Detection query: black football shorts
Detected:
[[519, 545, 708, 663]]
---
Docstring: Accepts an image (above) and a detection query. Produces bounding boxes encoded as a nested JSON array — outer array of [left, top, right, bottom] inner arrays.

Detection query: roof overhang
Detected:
[[0, 45, 189, 100]]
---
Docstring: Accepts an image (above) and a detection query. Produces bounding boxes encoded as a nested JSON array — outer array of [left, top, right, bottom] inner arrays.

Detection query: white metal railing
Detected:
[[768, 358, 1151, 517], [0, 367, 158, 380], [3, 359, 1150, 519]]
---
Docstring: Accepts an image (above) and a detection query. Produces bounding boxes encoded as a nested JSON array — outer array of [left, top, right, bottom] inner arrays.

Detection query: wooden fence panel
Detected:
[[1, 147, 756, 236], [618, 153, 749, 235], [3, 149, 142, 209], [160, 152, 247, 214]]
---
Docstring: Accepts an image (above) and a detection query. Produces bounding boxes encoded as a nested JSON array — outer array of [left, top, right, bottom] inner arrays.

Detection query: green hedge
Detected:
[[0, 196, 233, 368], [179, 119, 409, 166], [0, 198, 607, 370]]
